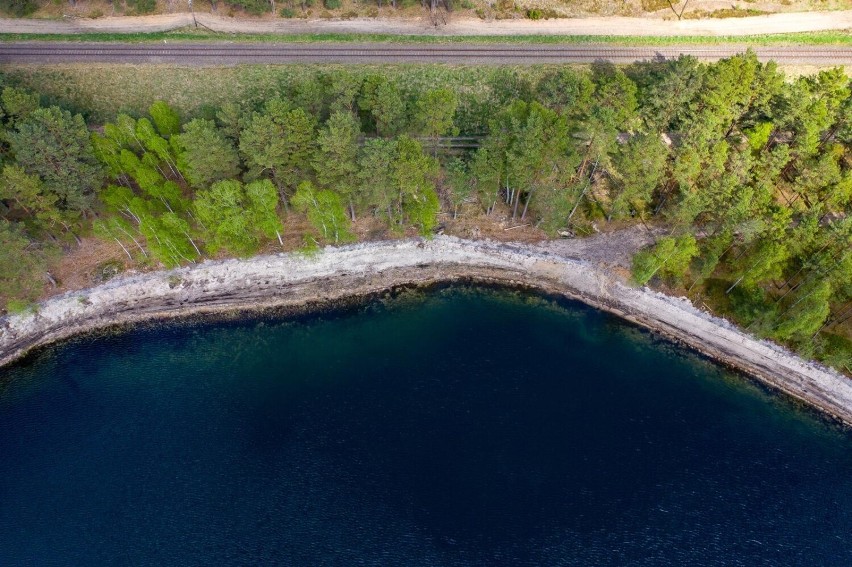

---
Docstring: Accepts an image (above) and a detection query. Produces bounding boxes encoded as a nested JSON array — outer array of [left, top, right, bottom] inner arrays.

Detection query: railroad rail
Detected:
[[1, 42, 851, 65]]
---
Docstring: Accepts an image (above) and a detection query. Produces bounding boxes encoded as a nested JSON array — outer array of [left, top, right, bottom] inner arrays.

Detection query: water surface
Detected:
[[1, 287, 850, 565]]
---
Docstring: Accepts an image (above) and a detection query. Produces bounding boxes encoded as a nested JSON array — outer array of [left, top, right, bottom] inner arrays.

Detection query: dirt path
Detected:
[[2, 11, 851, 37], [3, 234, 852, 427]]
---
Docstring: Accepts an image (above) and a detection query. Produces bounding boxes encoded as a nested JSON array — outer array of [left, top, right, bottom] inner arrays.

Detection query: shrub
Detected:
[[279, 6, 295, 16], [225, 0, 271, 14], [817, 334, 852, 373], [683, 7, 766, 19], [640, 0, 669, 11], [126, 0, 157, 14], [727, 284, 774, 331], [323, 0, 340, 8], [0, 0, 39, 16], [94, 260, 123, 283], [5, 298, 35, 315]]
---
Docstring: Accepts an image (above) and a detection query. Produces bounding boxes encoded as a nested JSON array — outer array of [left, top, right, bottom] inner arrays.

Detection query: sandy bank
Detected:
[[2, 236, 851, 425]]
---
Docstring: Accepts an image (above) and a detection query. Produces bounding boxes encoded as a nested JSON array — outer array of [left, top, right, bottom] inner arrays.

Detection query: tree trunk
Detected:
[[520, 187, 534, 220], [116, 224, 148, 257], [568, 160, 598, 223], [812, 301, 852, 339], [114, 237, 133, 261], [725, 275, 745, 295], [184, 231, 202, 257], [511, 187, 521, 220]]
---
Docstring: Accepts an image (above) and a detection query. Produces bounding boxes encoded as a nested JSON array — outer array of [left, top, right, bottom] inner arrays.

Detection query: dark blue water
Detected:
[[1, 287, 851, 566]]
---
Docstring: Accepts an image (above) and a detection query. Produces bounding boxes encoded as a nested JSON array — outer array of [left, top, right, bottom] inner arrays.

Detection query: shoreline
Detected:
[[2, 236, 852, 425]]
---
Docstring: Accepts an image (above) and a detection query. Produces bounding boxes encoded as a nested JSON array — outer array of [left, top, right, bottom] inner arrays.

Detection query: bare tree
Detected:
[[666, 0, 689, 20]]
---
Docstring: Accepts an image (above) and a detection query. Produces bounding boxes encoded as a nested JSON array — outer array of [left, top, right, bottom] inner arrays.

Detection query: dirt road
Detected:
[[1, 11, 851, 37]]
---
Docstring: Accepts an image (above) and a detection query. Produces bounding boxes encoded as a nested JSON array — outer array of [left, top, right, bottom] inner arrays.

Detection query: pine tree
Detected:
[[173, 119, 240, 189], [312, 111, 361, 219], [240, 101, 316, 202], [7, 106, 103, 212]]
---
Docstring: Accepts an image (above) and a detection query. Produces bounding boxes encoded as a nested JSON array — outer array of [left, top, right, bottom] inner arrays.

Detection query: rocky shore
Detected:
[[2, 236, 851, 425]]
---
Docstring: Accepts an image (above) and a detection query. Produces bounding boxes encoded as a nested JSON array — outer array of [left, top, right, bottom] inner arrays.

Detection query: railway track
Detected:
[[0, 42, 850, 65]]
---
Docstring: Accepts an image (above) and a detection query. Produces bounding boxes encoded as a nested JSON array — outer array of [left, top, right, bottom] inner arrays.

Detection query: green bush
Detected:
[[817, 334, 852, 373], [323, 0, 340, 8], [126, 0, 157, 14], [225, 0, 271, 14], [6, 298, 36, 315], [640, 0, 669, 11], [0, 0, 39, 16], [526, 8, 541, 19], [727, 284, 774, 332], [279, 6, 295, 16], [94, 260, 123, 283]]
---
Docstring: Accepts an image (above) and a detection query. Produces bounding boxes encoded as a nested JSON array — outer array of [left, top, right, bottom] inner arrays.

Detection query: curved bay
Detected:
[[1, 287, 850, 566]]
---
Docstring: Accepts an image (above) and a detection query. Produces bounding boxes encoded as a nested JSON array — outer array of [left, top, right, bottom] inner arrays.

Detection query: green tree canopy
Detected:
[[358, 75, 406, 137], [194, 179, 282, 256], [245, 179, 284, 245], [534, 68, 594, 118], [7, 106, 103, 212], [0, 87, 39, 127], [413, 87, 459, 146], [358, 136, 439, 235], [0, 219, 53, 308], [149, 100, 181, 138], [312, 110, 361, 218], [0, 164, 67, 235], [632, 234, 699, 286], [292, 180, 354, 245], [173, 119, 241, 189], [240, 101, 316, 200]]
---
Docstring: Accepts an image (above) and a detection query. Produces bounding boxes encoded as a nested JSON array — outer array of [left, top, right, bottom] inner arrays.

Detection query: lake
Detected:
[[1, 286, 850, 565]]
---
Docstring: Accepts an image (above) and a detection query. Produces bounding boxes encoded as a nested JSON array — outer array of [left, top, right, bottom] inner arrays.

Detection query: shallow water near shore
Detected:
[[1, 286, 851, 565]]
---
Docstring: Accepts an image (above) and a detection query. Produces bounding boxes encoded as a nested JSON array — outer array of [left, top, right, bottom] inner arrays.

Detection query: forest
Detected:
[[0, 53, 850, 371]]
